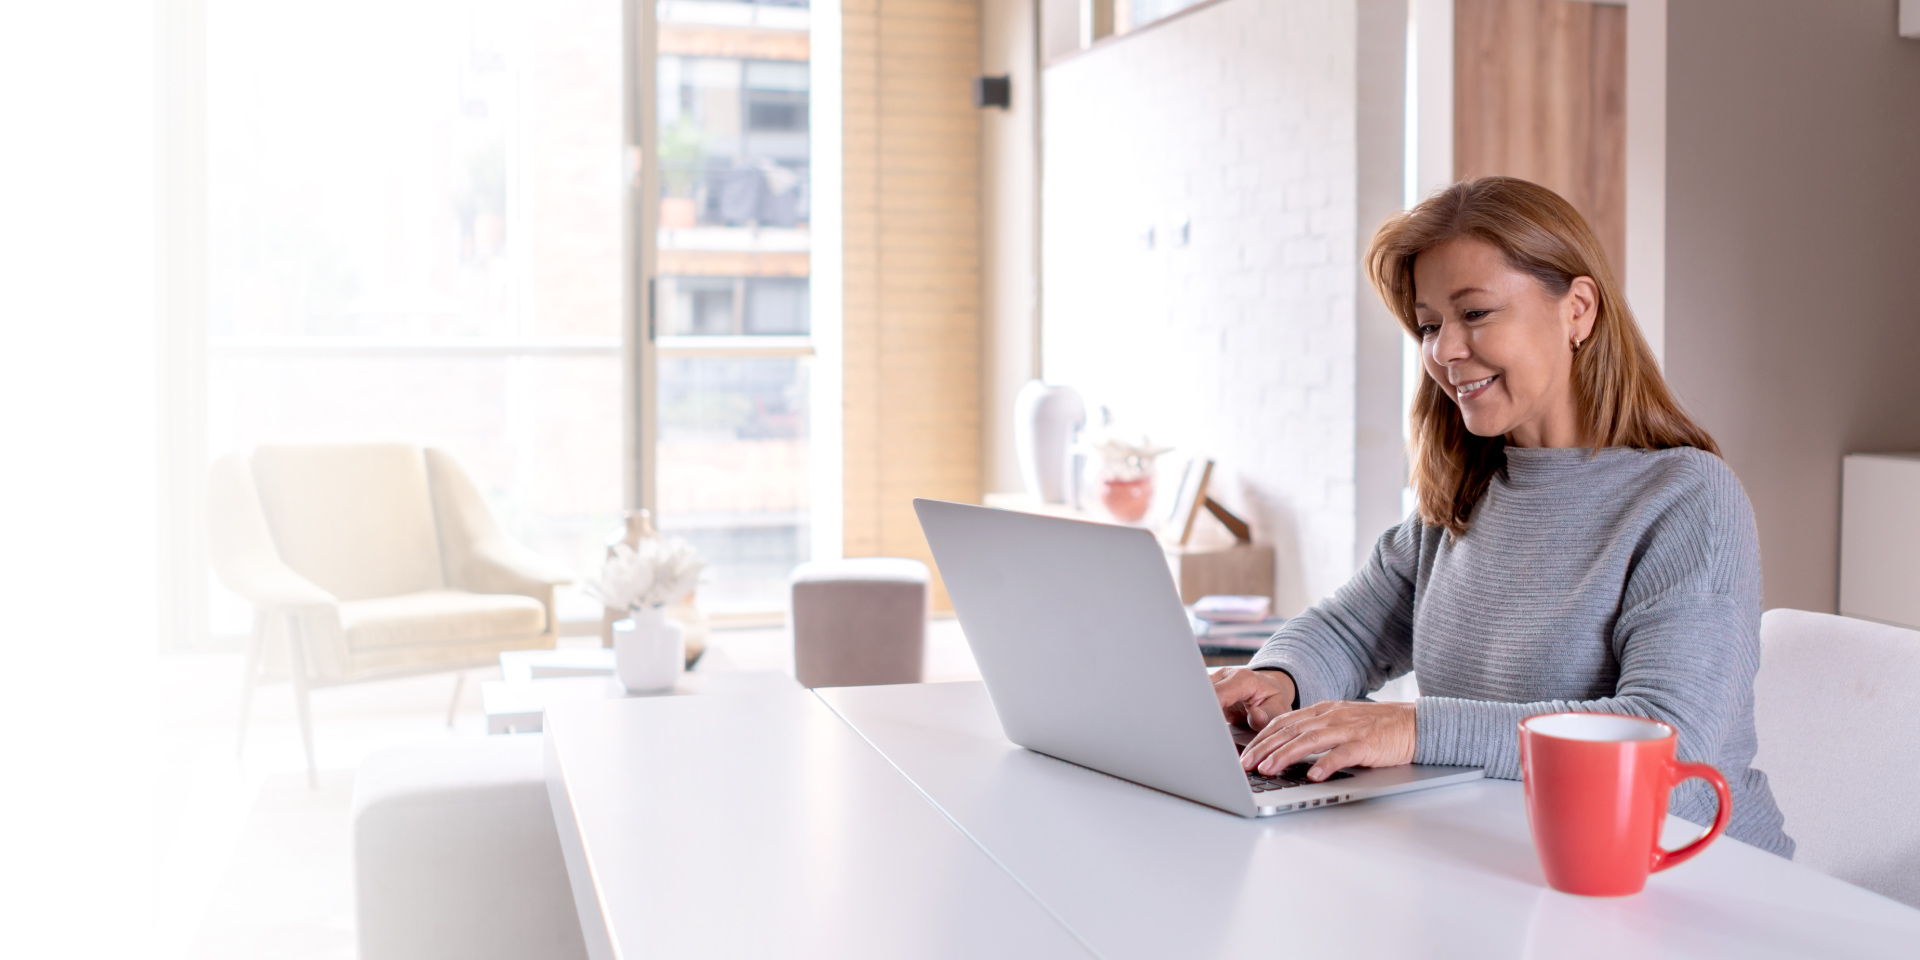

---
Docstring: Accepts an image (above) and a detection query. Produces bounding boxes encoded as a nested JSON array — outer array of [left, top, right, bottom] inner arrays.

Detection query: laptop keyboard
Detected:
[[1248, 763, 1353, 793]]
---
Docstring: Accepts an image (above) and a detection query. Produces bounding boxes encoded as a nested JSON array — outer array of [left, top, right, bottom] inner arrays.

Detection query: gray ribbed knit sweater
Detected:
[[1249, 445, 1793, 857]]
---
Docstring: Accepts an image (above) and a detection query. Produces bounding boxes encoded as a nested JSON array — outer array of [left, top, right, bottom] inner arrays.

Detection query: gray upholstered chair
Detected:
[[207, 443, 570, 784], [1753, 608, 1920, 907]]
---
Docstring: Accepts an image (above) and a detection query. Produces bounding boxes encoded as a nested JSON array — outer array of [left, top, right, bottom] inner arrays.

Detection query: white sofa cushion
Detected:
[[340, 590, 546, 652], [252, 443, 448, 601], [352, 736, 587, 960]]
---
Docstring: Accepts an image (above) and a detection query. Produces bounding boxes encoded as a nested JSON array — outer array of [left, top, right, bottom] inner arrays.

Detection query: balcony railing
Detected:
[[661, 163, 810, 231]]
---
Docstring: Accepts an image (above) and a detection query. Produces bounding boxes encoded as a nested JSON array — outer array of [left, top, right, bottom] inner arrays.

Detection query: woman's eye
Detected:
[[1462, 309, 1490, 321], [1417, 324, 1439, 338]]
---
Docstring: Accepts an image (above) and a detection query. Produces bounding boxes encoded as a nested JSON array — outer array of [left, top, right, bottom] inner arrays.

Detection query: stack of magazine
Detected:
[[1187, 610, 1288, 657]]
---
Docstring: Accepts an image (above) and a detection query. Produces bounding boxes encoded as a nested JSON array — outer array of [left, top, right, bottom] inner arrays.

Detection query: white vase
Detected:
[[1013, 380, 1086, 504], [613, 607, 685, 694]]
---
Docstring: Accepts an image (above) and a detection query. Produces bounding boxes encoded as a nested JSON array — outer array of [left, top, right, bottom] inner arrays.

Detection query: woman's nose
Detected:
[[1432, 320, 1471, 364]]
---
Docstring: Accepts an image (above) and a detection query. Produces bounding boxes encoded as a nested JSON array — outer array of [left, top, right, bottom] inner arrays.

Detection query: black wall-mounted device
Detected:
[[973, 75, 1011, 110]]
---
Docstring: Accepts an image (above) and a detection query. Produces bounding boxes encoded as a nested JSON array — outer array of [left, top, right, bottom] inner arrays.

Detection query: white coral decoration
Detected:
[[586, 536, 705, 612], [1089, 431, 1172, 482]]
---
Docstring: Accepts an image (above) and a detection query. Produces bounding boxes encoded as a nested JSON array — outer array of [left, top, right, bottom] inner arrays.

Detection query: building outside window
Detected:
[[655, 0, 814, 614]]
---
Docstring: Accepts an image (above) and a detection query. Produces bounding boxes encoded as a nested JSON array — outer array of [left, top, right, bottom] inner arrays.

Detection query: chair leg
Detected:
[[235, 618, 265, 760], [446, 671, 466, 728], [286, 616, 319, 789]]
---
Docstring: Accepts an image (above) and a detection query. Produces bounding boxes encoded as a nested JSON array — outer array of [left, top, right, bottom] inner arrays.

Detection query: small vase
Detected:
[[613, 606, 686, 694], [1100, 475, 1154, 523]]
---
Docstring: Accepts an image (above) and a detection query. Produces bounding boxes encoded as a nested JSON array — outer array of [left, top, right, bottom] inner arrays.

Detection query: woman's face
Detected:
[[1411, 237, 1598, 448]]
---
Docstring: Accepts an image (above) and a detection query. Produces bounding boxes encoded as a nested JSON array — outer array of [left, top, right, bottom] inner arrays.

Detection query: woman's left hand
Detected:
[[1240, 700, 1418, 782]]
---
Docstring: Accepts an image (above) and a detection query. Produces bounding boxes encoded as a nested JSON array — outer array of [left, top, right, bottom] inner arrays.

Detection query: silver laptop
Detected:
[[914, 498, 1484, 818]]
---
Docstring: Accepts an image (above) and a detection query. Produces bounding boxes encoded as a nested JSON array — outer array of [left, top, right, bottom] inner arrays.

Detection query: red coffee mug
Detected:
[[1518, 712, 1732, 896]]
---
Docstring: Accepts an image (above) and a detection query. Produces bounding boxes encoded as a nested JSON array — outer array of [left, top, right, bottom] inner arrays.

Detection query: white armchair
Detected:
[[208, 443, 570, 784], [1753, 609, 1920, 907]]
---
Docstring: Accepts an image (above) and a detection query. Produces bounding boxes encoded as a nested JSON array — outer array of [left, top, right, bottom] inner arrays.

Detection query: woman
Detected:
[[1212, 176, 1792, 856]]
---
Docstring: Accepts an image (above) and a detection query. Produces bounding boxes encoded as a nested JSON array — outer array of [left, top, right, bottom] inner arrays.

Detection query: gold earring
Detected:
[[1572, 337, 1584, 351]]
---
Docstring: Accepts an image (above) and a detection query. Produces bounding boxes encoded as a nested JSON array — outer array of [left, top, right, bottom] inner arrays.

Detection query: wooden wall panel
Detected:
[[842, 0, 983, 610], [1455, 0, 1627, 279], [1586, 3, 1626, 273]]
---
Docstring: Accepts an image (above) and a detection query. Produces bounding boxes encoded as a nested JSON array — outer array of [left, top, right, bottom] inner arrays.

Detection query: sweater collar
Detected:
[[1499, 445, 1624, 487]]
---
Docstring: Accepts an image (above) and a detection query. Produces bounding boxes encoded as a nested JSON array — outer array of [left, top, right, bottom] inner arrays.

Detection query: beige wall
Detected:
[[1664, 0, 1920, 612], [979, 0, 1040, 496], [1356, 0, 1410, 562]]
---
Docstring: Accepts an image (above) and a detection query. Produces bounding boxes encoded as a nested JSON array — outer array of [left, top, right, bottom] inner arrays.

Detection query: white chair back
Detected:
[[1754, 608, 1920, 907], [251, 443, 448, 602]]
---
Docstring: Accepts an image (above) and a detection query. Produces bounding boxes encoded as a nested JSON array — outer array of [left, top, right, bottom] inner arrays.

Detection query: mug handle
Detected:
[[1651, 761, 1733, 873]]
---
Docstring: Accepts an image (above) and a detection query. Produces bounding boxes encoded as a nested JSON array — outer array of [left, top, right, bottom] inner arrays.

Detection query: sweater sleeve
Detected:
[[1413, 459, 1763, 808], [1246, 518, 1425, 706], [1414, 592, 1751, 778]]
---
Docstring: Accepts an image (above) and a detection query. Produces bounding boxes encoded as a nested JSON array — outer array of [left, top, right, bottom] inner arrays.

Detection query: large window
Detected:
[[204, 0, 625, 633], [655, 0, 814, 614], [658, 276, 809, 336], [199, 0, 820, 631]]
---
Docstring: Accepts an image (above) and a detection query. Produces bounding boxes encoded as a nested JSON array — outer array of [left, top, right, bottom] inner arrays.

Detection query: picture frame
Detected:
[[1166, 457, 1214, 546]]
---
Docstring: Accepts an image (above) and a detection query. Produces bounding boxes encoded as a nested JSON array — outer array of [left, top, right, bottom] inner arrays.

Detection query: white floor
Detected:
[[158, 619, 980, 960]]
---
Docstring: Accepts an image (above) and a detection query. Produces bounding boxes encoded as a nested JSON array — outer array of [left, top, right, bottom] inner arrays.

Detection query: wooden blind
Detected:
[[843, 0, 983, 609]]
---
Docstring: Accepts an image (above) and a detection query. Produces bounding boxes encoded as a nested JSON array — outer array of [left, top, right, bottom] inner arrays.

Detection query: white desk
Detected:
[[545, 680, 1920, 959], [542, 689, 1097, 960], [820, 682, 1920, 959]]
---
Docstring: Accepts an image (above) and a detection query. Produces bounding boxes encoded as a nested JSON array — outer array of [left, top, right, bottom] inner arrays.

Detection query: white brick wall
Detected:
[[1042, 0, 1361, 614]]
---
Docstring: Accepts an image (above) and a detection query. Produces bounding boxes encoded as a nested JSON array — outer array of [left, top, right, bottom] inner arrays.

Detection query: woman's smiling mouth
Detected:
[[1454, 374, 1498, 401]]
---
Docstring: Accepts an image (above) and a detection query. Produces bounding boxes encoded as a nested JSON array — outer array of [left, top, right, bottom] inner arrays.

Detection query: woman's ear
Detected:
[[1565, 276, 1599, 347]]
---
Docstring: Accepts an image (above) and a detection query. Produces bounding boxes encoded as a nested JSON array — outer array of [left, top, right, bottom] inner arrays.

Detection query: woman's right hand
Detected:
[[1211, 667, 1298, 732]]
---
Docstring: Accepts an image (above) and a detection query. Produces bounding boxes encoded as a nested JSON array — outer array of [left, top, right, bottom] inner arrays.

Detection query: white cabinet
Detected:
[[1840, 454, 1920, 629]]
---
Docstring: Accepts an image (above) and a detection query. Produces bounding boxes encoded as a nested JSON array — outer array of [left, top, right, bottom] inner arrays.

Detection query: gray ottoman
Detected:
[[351, 735, 587, 960], [789, 557, 930, 688]]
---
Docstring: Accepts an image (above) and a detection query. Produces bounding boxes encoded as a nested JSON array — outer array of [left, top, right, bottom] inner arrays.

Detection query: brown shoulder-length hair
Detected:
[[1367, 176, 1718, 536]]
